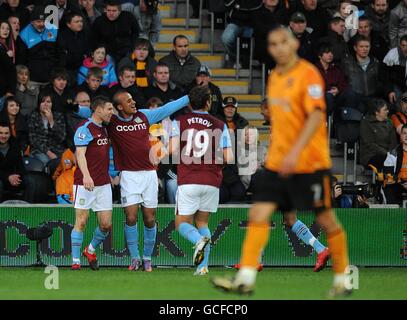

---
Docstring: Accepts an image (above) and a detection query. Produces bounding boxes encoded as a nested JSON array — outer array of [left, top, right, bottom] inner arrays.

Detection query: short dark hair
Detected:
[[112, 90, 128, 108], [146, 97, 163, 108], [173, 34, 188, 46], [368, 98, 387, 115], [105, 0, 121, 9], [189, 86, 210, 110], [400, 35, 407, 44], [118, 66, 135, 77], [401, 123, 407, 133], [358, 15, 371, 25], [4, 96, 20, 109], [50, 68, 69, 82], [155, 62, 169, 72], [317, 43, 333, 57], [353, 34, 371, 46], [87, 67, 104, 80], [133, 38, 150, 51], [91, 96, 111, 111], [0, 122, 10, 129], [65, 11, 83, 24], [371, 0, 388, 5]]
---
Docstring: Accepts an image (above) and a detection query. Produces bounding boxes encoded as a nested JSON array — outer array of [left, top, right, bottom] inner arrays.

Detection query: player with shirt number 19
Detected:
[[169, 86, 233, 275], [71, 96, 114, 270]]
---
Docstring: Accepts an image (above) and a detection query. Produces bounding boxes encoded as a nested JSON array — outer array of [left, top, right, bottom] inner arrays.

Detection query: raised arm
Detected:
[[140, 95, 190, 125]]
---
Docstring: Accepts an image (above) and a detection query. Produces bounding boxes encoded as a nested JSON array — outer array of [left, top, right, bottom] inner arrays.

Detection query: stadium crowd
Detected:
[[0, 0, 407, 205]]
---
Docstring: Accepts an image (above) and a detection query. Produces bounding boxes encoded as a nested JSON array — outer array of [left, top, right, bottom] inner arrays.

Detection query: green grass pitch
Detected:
[[0, 267, 406, 300]]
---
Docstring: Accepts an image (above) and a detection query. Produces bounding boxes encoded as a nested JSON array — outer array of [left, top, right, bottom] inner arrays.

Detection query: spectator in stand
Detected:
[[289, 12, 316, 62], [65, 90, 90, 150], [77, 44, 117, 88], [109, 66, 146, 106], [237, 126, 267, 193], [348, 15, 389, 62], [40, 68, 75, 113], [0, 20, 17, 65], [75, 66, 110, 100], [0, 122, 26, 202], [28, 92, 67, 170], [217, 96, 249, 132], [45, 0, 82, 28], [298, 0, 331, 40], [0, 0, 30, 29], [383, 35, 407, 106], [79, 0, 101, 26], [360, 98, 398, 169], [0, 22, 16, 108], [318, 16, 350, 64], [217, 96, 248, 203], [92, 0, 139, 63], [251, 0, 289, 68], [365, 0, 390, 44], [331, 0, 357, 42], [15, 64, 37, 117], [315, 44, 349, 116], [159, 35, 201, 91], [138, 0, 161, 46], [186, 66, 223, 116], [221, 0, 263, 68], [390, 91, 407, 134], [388, 0, 407, 48], [18, 6, 60, 90], [117, 38, 157, 89], [52, 148, 76, 204], [260, 98, 270, 126], [0, 96, 29, 153], [57, 11, 91, 86], [142, 62, 183, 104], [342, 35, 385, 113], [8, 14, 20, 41], [383, 123, 407, 205]]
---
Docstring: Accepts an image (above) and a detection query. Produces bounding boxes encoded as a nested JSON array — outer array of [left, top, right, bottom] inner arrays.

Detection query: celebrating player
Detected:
[[71, 96, 114, 270], [211, 26, 351, 298], [169, 86, 233, 275], [108, 91, 190, 272]]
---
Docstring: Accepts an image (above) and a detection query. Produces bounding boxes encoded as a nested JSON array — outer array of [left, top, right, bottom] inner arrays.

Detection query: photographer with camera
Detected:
[[382, 123, 407, 205], [332, 176, 370, 208]]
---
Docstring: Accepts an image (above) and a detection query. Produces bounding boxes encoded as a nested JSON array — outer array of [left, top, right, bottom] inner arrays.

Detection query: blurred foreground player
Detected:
[[71, 96, 114, 270], [211, 26, 351, 298], [170, 86, 233, 275]]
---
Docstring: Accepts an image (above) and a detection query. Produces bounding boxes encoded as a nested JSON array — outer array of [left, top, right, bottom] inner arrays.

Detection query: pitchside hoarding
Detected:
[[0, 206, 406, 267]]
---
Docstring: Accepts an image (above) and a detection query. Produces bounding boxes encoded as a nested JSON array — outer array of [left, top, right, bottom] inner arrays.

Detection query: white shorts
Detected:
[[120, 170, 158, 208], [73, 184, 112, 212], [176, 184, 219, 215]]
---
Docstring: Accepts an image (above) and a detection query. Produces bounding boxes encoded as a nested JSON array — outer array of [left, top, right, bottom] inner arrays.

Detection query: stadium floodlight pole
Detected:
[[186, 0, 190, 29], [198, 0, 203, 42]]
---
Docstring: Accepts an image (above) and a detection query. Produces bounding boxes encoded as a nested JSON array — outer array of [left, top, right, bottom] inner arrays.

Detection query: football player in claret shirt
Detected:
[[108, 91, 190, 272], [71, 96, 114, 270], [169, 86, 233, 275], [211, 26, 351, 298]]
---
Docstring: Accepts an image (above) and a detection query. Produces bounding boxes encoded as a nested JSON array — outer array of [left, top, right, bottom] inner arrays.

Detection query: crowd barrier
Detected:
[[0, 205, 406, 267]]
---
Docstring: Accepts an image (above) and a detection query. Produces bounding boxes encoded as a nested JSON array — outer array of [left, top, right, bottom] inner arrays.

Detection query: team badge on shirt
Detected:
[[134, 117, 143, 124], [307, 85, 323, 99], [79, 199, 85, 205], [78, 133, 86, 141]]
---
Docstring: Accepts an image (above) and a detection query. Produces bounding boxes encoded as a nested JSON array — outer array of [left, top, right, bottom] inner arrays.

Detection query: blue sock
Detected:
[[71, 229, 83, 264], [197, 227, 211, 269], [125, 224, 140, 260], [292, 220, 325, 254], [143, 224, 157, 260], [178, 222, 202, 245], [90, 227, 109, 251]]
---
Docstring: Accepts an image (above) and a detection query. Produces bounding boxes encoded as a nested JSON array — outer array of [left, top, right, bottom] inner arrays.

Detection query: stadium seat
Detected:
[[336, 107, 363, 184]]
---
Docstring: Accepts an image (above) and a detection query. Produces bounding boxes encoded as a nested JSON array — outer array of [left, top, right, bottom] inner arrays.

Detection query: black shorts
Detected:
[[253, 169, 332, 213]]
